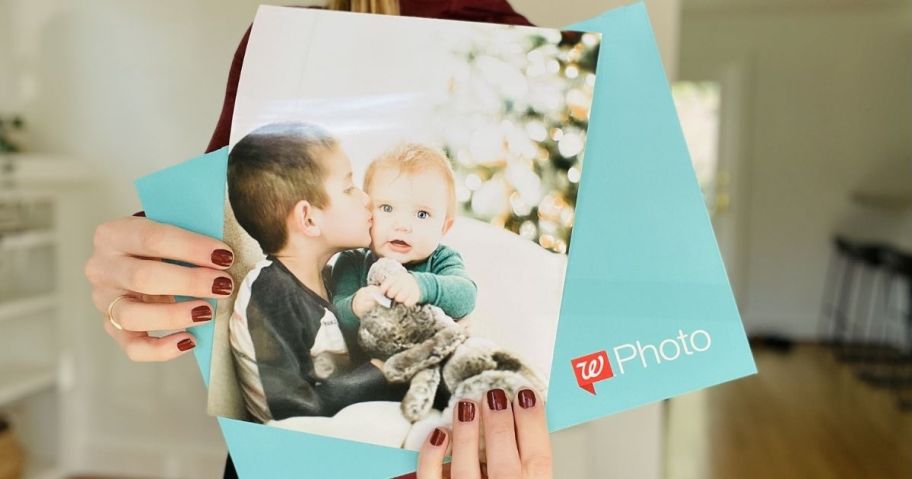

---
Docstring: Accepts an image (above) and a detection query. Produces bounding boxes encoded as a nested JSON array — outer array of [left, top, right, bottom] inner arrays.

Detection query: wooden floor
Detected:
[[665, 343, 912, 479]]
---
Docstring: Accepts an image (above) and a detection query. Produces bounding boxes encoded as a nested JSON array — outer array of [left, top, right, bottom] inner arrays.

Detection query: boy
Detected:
[[226, 122, 405, 422], [331, 143, 477, 361]]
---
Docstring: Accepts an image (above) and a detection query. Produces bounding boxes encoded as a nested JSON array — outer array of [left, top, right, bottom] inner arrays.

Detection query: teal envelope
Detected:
[[136, 3, 756, 477]]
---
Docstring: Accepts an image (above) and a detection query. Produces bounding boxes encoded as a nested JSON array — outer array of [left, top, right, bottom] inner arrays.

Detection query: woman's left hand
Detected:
[[415, 388, 552, 479]]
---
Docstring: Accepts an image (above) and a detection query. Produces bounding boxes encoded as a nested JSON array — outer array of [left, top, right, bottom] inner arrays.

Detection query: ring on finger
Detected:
[[106, 294, 132, 331]]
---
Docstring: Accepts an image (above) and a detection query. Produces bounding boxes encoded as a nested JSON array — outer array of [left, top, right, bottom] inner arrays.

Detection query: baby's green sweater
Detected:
[[330, 245, 477, 355]]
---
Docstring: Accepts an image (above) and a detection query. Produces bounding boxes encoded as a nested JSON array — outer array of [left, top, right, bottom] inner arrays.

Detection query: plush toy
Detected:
[[360, 258, 545, 423]]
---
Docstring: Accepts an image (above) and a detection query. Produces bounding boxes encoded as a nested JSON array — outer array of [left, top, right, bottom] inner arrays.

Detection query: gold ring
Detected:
[[106, 295, 131, 331]]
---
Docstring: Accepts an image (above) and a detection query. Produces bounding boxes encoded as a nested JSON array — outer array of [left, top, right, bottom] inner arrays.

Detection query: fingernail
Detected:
[[177, 339, 195, 351], [212, 277, 233, 295], [458, 400, 475, 422], [429, 428, 446, 446], [486, 389, 507, 411], [132, 211, 146, 217], [211, 249, 234, 267], [518, 389, 537, 409], [191, 305, 213, 322]]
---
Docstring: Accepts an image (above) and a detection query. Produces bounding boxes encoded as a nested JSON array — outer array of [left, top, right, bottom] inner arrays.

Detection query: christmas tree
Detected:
[[436, 28, 600, 255]]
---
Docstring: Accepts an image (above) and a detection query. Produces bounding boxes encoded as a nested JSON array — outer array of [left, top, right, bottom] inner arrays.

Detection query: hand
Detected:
[[416, 388, 551, 479], [84, 215, 235, 362], [380, 271, 421, 307], [352, 285, 383, 319]]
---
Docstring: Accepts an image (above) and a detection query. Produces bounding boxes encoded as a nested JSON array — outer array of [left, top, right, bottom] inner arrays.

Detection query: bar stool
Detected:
[[855, 247, 912, 379], [835, 242, 889, 361], [894, 259, 912, 410], [818, 236, 853, 344], [856, 248, 912, 408]]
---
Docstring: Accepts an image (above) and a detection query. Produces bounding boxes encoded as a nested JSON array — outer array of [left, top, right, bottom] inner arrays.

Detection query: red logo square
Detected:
[[571, 350, 614, 395]]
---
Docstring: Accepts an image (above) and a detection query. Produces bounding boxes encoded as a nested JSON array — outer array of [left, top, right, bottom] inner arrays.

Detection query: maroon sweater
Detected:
[[205, 0, 532, 153]]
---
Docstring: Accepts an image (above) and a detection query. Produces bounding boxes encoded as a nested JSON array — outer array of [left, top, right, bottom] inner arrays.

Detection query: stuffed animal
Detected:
[[359, 258, 545, 423]]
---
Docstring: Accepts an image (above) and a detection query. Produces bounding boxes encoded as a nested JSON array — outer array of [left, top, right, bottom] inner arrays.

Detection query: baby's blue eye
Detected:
[[417, 210, 430, 220], [380, 204, 393, 213]]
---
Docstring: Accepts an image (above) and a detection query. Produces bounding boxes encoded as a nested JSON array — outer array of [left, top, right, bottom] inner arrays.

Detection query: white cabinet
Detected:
[[0, 154, 91, 479]]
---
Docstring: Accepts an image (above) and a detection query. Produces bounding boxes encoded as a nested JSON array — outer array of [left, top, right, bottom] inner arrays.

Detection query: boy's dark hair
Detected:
[[228, 122, 338, 254]]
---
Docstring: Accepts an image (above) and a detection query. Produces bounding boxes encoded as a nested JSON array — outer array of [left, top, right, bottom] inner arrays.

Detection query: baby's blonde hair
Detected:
[[364, 143, 457, 219]]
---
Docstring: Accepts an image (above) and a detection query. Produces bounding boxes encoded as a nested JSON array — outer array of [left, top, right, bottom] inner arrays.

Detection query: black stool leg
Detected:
[[856, 271, 906, 384], [839, 263, 873, 361], [833, 257, 858, 357], [818, 247, 845, 344]]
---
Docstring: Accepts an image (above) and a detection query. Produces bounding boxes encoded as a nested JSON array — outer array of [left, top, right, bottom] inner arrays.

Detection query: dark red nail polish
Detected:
[[211, 249, 234, 267], [487, 389, 507, 411], [132, 211, 146, 217], [458, 401, 475, 422], [177, 339, 195, 351], [191, 305, 212, 322], [429, 428, 446, 446], [212, 277, 233, 295], [518, 389, 536, 409]]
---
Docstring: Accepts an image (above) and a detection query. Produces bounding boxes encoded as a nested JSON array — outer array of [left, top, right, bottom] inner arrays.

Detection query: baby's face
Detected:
[[367, 167, 452, 264]]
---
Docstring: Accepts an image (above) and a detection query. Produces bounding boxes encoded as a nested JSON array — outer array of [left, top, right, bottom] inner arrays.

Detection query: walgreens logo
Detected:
[[571, 329, 712, 395]]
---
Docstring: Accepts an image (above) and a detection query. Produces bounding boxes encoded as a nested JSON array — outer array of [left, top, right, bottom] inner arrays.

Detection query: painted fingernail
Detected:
[[191, 305, 212, 322], [458, 401, 475, 422], [211, 249, 234, 267], [177, 339, 195, 351], [429, 428, 446, 446], [486, 389, 508, 411], [132, 211, 146, 217], [212, 277, 233, 295], [518, 389, 537, 409]]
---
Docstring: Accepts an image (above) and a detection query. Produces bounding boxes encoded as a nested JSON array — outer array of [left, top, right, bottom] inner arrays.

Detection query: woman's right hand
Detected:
[[84, 215, 236, 362]]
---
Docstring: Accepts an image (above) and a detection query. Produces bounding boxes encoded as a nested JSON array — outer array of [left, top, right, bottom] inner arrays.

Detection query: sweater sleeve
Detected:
[[412, 247, 477, 319], [261, 352, 403, 420], [258, 345, 404, 419], [330, 250, 366, 352], [246, 294, 404, 420]]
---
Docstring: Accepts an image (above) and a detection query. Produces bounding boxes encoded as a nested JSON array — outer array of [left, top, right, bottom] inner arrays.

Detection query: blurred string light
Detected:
[[436, 27, 600, 254]]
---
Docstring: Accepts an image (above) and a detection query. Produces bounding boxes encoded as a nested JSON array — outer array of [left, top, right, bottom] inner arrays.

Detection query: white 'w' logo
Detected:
[[576, 355, 605, 380]]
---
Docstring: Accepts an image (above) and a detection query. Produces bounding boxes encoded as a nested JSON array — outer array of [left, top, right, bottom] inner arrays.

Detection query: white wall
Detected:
[[680, 1, 912, 339], [1, 0, 281, 476], [0, 1, 679, 477]]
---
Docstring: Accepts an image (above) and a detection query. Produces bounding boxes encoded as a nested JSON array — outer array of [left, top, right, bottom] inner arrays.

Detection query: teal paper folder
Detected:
[[136, 3, 755, 477]]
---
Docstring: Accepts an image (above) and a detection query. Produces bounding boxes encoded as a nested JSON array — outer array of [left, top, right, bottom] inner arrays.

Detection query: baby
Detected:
[[329, 143, 478, 365]]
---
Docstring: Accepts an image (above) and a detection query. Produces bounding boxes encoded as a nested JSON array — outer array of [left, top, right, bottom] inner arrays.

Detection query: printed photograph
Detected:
[[208, 6, 600, 451]]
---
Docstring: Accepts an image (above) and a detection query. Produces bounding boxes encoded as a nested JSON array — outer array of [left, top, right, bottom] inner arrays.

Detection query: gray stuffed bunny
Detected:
[[360, 258, 544, 422]]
